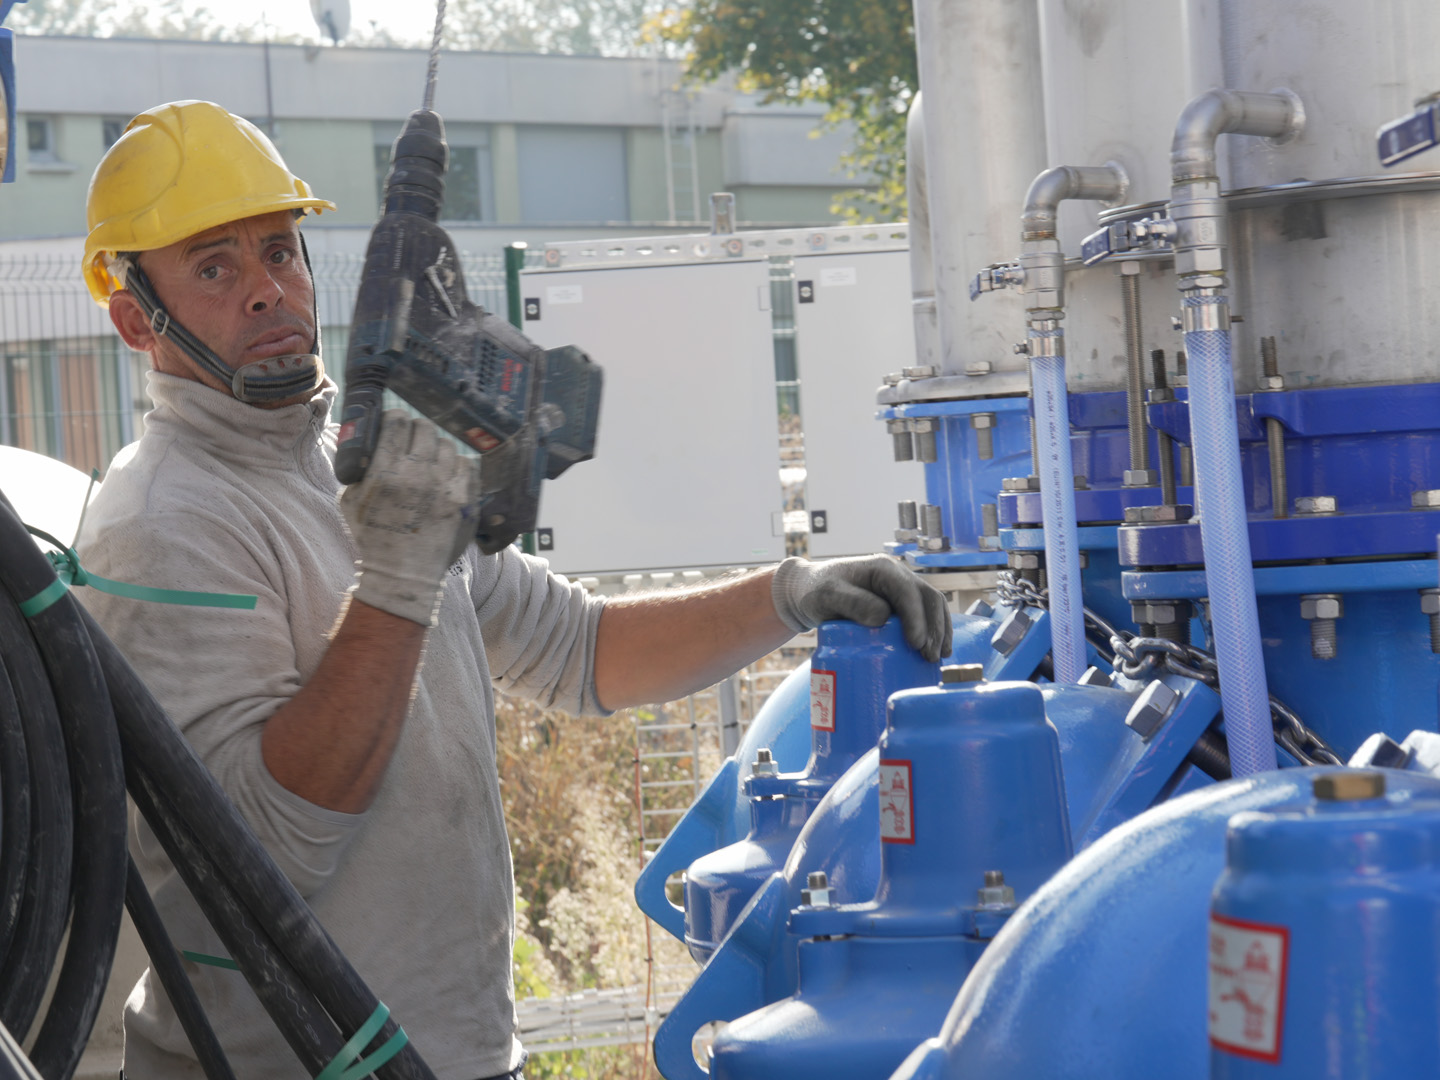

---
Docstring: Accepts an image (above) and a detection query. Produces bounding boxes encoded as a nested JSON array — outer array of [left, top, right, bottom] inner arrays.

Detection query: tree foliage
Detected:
[[653, 0, 915, 222]]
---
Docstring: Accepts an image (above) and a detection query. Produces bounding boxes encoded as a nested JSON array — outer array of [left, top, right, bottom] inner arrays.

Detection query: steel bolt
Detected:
[[941, 664, 985, 684], [1412, 489, 1440, 509], [979, 503, 1001, 551], [1124, 503, 1194, 525], [911, 418, 938, 463], [1013, 342, 1031, 356], [1421, 589, 1440, 653], [1077, 666, 1113, 688], [1294, 495, 1339, 516], [977, 870, 1016, 909], [991, 609, 1032, 656], [1313, 772, 1385, 802], [971, 412, 997, 459], [1300, 593, 1344, 660], [896, 499, 919, 541], [1124, 468, 1160, 488], [801, 870, 832, 908], [966, 598, 995, 619], [1126, 680, 1179, 740], [887, 418, 914, 462], [751, 747, 779, 777]]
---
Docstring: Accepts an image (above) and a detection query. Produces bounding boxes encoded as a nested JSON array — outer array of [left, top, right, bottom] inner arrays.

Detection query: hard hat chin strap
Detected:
[[113, 250, 325, 406]]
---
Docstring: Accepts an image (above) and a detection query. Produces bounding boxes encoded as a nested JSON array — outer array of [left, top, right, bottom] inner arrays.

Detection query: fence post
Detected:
[[719, 674, 741, 758]]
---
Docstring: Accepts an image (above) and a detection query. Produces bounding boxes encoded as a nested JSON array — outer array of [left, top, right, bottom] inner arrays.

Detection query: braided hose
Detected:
[[1029, 354, 1086, 683], [1182, 321, 1276, 774]]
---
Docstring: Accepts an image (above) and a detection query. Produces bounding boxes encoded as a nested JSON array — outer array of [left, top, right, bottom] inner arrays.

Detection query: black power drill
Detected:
[[334, 109, 602, 553]]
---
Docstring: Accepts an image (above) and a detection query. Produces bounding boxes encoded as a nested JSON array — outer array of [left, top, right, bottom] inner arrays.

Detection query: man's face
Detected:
[[108, 209, 318, 407]]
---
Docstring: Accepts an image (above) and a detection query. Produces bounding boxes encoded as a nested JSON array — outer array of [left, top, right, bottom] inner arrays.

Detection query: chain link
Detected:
[[994, 571, 1342, 767]]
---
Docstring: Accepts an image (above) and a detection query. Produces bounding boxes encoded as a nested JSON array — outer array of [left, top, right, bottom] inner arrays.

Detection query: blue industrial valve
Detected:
[[680, 618, 938, 961], [703, 679, 1071, 1080], [1210, 770, 1440, 1076], [886, 767, 1440, 1080]]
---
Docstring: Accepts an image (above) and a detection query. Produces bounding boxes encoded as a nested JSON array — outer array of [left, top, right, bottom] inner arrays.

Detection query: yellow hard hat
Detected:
[[82, 100, 336, 305]]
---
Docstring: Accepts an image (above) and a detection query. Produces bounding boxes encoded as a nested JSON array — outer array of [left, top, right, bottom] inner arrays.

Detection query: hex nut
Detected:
[[751, 748, 780, 777], [909, 418, 935, 434], [1294, 495, 1339, 515], [1148, 388, 1176, 403], [966, 361, 994, 376], [1124, 469, 1160, 487], [971, 413, 996, 430], [1259, 375, 1285, 391], [1313, 771, 1386, 802], [894, 528, 919, 543], [941, 664, 985, 684], [1131, 600, 1183, 626], [919, 536, 950, 553], [903, 366, 937, 380], [1422, 589, 1440, 616], [966, 598, 995, 618], [991, 609, 1032, 656], [801, 870, 833, 907], [977, 876, 1016, 909], [979, 535, 1003, 551], [1299, 594, 1344, 621], [1124, 503, 1194, 525], [1002, 476, 1042, 493], [1077, 666, 1113, 688], [1126, 680, 1180, 740], [1412, 490, 1440, 509], [1007, 551, 1042, 571]]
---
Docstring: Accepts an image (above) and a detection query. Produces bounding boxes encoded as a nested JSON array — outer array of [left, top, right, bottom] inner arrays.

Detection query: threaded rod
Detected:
[[1122, 272, 1149, 471]]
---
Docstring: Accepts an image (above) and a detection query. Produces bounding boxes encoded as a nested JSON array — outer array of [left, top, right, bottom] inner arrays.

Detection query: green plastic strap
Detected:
[[19, 525, 257, 617], [181, 950, 241, 971], [315, 1002, 410, 1080]]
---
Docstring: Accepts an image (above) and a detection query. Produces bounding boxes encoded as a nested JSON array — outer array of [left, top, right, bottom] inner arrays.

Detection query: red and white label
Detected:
[[810, 669, 836, 731], [1208, 913, 1289, 1064], [878, 759, 915, 844]]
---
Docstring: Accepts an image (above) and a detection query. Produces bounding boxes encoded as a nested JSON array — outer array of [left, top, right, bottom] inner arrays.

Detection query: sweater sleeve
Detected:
[[470, 547, 611, 716], [78, 508, 365, 897]]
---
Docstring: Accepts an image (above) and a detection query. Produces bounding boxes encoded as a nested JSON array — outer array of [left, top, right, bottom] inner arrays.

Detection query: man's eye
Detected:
[[199, 265, 220, 280], [271, 249, 294, 264]]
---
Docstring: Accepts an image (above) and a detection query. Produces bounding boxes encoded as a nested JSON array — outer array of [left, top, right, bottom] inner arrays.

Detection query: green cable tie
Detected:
[[19, 525, 257, 617], [181, 950, 241, 971], [177, 953, 409, 1079], [315, 1001, 410, 1080]]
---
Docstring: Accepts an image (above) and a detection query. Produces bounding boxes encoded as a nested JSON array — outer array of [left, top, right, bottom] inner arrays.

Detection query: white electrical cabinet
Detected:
[[520, 258, 786, 576], [791, 248, 924, 558]]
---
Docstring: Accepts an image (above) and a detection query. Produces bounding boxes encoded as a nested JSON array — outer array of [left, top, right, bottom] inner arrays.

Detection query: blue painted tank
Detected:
[[681, 617, 938, 962], [1211, 771, 1440, 1077], [706, 678, 1072, 1080], [886, 768, 1440, 1080]]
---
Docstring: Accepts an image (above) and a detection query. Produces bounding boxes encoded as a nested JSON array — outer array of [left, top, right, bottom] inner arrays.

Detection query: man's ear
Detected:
[[108, 290, 158, 353]]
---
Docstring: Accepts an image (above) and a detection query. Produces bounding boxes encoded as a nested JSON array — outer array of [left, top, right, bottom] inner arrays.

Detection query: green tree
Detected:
[[654, 0, 915, 222]]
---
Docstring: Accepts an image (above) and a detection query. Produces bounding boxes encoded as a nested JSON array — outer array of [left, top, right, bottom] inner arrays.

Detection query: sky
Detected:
[[196, 0, 438, 46]]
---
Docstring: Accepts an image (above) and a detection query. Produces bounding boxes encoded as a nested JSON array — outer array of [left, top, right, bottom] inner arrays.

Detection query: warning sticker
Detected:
[[878, 759, 914, 844], [1208, 913, 1289, 1063], [810, 669, 836, 731]]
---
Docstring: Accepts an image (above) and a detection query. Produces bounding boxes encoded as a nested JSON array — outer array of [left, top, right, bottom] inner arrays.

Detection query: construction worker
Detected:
[[77, 100, 952, 1080]]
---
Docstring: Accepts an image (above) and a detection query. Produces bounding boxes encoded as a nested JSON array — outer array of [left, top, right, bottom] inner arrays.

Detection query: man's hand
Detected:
[[340, 411, 479, 626], [771, 555, 953, 662]]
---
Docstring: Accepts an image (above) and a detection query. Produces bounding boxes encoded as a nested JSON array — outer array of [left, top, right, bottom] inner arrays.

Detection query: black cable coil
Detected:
[[0, 491, 437, 1080]]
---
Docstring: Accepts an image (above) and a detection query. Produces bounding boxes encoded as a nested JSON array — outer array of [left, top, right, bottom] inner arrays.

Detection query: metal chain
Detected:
[[995, 571, 1342, 766]]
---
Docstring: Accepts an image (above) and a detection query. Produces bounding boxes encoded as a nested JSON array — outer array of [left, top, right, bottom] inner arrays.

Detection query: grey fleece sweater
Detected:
[[77, 372, 607, 1080]]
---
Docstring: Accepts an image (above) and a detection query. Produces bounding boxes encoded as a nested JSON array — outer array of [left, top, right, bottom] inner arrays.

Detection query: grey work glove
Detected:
[[771, 554, 953, 662], [340, 411, 480, 626]]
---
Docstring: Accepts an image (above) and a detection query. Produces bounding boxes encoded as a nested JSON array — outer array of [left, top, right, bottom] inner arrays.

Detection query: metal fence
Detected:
[[0, 250, 514, 476]]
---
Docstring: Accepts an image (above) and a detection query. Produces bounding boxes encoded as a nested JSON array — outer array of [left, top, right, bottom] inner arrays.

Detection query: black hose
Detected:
[[0, 492, 438, 1080]]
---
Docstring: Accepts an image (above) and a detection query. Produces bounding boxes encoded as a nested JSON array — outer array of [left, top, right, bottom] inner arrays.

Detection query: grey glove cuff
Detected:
[[351, 565, 449, 628], [771, 556, 817, 633]]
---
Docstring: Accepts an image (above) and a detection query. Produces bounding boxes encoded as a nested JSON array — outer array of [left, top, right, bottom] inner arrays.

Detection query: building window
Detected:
[[27, 117, 56, 161], [516, 126, 628, 223], [102, 117, 128, 149], [373, 122, 492, 223]]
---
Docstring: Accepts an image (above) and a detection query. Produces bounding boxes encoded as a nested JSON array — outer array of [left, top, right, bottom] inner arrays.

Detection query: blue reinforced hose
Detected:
[[1181, 321, 1276, 774], [1029, 354, 1085, 684]]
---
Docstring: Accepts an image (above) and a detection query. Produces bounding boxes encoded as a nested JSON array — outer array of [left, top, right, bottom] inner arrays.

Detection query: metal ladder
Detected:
[[660, 86, 702, 224]]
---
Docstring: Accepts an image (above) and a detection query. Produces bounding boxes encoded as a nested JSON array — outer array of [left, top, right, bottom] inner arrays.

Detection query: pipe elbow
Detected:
[[1021, 165, 1127, 241], [1171, 88, 1302, 184]]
